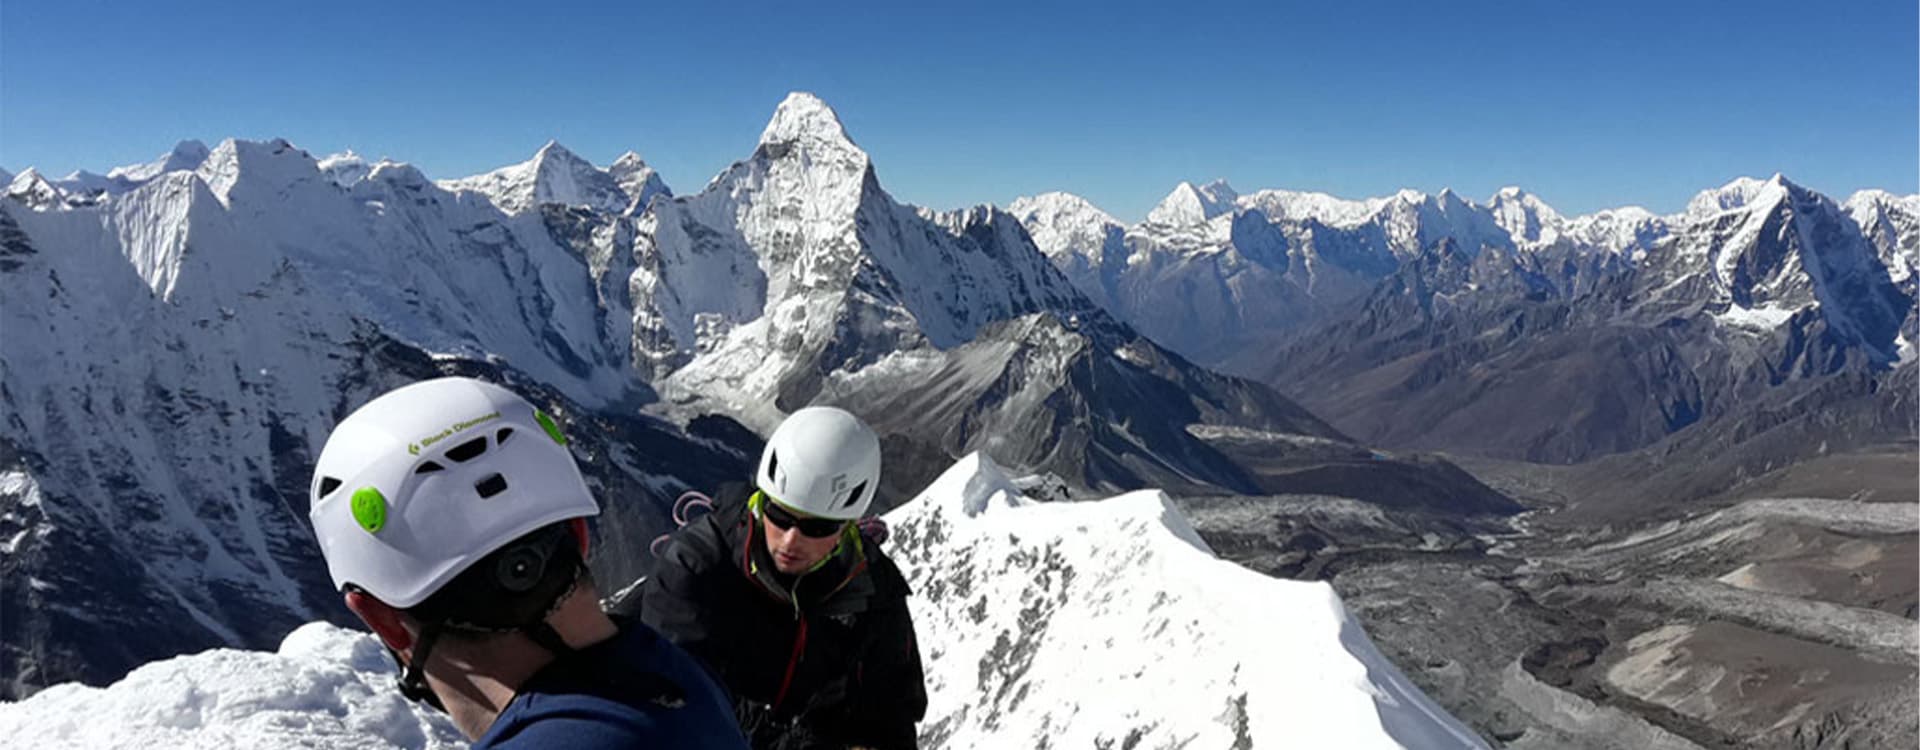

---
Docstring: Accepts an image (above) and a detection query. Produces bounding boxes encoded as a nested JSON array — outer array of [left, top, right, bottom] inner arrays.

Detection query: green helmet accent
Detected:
[[535, 410, 567, 446], [351, 487, 388, 534]]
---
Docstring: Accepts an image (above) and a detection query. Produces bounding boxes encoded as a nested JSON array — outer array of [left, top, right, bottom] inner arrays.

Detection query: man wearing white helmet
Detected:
[[308, 376, 748, 748], [623, 406, 928, 749]]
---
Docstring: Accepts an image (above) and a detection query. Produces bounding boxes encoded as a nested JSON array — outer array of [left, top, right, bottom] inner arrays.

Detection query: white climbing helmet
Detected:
[[309, 377, 599, 608], [755, 406, 881, 521]]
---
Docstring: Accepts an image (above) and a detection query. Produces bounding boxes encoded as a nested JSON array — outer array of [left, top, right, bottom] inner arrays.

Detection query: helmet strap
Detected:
[[521, 619, 574, 658], [393, 624, 447, 711]]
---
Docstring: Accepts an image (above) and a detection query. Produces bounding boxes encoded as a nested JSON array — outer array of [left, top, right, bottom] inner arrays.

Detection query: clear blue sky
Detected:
[[4, 1, 1914, 221]]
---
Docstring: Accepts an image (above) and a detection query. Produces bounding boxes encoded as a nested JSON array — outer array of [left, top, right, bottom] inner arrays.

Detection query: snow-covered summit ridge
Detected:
[[1146, 179, 1239, 226], [1686, 174, 1791, 217], [884, 453, 1487, 749], [438, 140, 636, 215], [1487, 186, 1566, 244], [317, 150, 373, 188], [107, 140, 213, 184], [609, 151, 672, 213], [0, 623, 462, 750], [1007, 191, 1124, 264]]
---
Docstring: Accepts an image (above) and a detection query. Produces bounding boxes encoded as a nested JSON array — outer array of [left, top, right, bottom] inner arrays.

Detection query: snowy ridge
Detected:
[[1007, 192, 1129, 311], [886, 453, 1486, 749], [1146, 179, 1240, 226], [0, 455, 1482, 749], [7, 169, 66, 209], [0, 623, 462, 749], [1006, 191, 1122, 264], [108, 140, 213, 184], [1486, 186, 1566, 244], [1010, 176, 1915, 371], [1238, 188, 1385, 227], [1845, 189, 1920, 285], [1685, 175, 1782, 218], [439, 141, 634, 215], [609, 151, 671, 214], [318, 150, 373, 189], [1565, 205, 1668, 259]]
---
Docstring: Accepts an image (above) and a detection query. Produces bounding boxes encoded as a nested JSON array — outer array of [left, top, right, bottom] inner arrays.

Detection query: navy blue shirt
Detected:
[[471, 620, 748, 749]]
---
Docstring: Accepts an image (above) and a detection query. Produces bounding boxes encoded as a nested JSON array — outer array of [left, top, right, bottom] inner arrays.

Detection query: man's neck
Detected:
[[430, 587, 622, 740]]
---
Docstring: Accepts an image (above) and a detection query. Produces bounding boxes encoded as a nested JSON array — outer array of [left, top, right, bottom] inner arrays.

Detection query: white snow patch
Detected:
[[0, 623, 463, 749], [0, 470, 43, 508], [1716, 303, 1800, 331]]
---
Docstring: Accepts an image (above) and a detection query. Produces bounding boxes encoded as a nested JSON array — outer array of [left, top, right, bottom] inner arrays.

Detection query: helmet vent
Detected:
[[475, 473, 509, 499], [317, 477, 343, 498], [414, 461, 445, 475], [446, 436, 488, 463], [844, 481, 867, 510], [495, 427, 515, 445], [766, 450, 780, 484]]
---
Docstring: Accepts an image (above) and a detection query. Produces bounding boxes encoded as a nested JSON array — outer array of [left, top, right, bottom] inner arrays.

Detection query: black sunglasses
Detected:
[[759, 495, 848, 538]]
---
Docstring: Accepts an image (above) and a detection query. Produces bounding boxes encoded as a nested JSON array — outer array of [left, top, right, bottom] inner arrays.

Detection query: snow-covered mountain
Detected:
[[1015, 181, 1528, 366], [1018, 177, 1913, 367], [0, 92, 1385, 699], [317, 150, 374, 189], [1005, 192, 1127, 311], [1254, 176, 1913, 463], [1647, 174, 1909, 359], [108, 140, 213, 185], [439, 140, 649, 216], [619, 93, 1340, 494], [1486, 186, 1565, 245], [608, 151, 671, 214], [0, 453, 1487, 750], [1846, 189, 1920, 286], [0, 136, 749, 699], [1014, 174, 1915, 464], [1145, 179, 1240, 226]]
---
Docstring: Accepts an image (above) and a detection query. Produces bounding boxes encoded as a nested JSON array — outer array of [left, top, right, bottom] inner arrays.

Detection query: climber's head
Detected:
[[752, 406, 880, 574], [307, 376, 600, 709]]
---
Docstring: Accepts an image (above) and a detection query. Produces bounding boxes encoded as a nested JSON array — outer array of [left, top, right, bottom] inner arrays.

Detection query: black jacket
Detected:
[[618, 485, 927, 749]]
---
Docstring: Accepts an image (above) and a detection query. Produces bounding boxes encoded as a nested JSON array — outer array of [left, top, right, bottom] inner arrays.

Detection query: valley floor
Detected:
[[1179, 444, 1920, 749]]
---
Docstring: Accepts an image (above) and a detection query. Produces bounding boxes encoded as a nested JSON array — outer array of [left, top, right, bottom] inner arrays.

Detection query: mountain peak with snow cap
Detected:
[[608, 150, 671, 214], [6, 168, 65, 209], [1146, 179, 1239, 226], [759, 91, 857, 149], [192, 138, 330, 208], [1008, 191, 1124, 259], [1009, 191, 1120, 227], [1486, 186, 1566, 244], [439, 140, 629, 215], [316, 150, 371, 189], [1686, 174, 1795, 218], [108, 140, 213, 184]]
